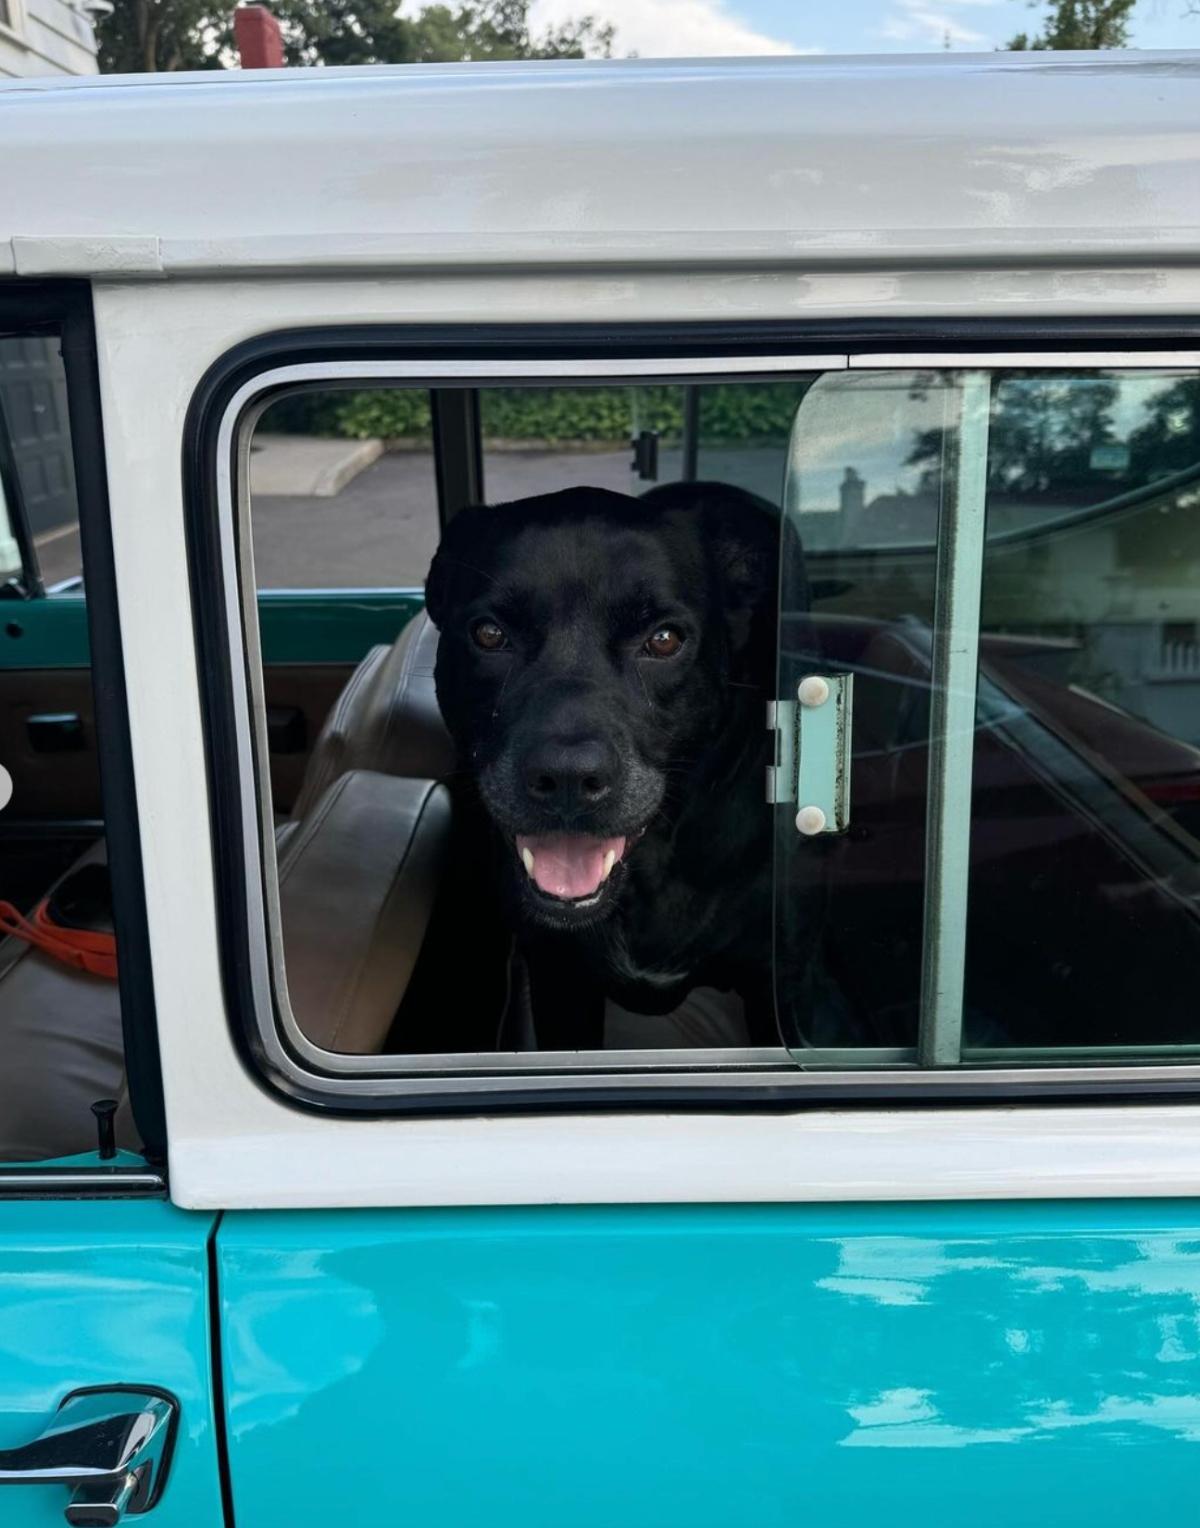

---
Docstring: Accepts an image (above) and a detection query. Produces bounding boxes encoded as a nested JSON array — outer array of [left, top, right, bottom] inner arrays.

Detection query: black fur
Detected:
[[425, 482, 780, 1046]]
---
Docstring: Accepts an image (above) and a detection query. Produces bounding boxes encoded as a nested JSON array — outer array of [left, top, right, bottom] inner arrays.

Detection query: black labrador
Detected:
[[425, 482, 783, 1048]]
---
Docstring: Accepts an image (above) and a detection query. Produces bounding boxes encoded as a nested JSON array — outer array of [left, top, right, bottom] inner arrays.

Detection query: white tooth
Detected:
[[602, 849, 616, 881], [521, 847, 535, 877]]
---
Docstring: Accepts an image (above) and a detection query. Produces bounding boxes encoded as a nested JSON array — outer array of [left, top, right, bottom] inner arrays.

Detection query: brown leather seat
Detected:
[[278, 769, 450, 1054], [289, 610, 454, 824]]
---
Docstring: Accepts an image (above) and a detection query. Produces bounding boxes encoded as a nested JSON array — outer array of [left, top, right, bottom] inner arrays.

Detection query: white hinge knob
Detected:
[[795, 804, 827, 836], [797, 675, 830, 708]]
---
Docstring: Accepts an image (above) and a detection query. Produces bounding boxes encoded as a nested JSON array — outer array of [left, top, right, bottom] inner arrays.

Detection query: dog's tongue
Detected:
[[516, 833, 626, 900]]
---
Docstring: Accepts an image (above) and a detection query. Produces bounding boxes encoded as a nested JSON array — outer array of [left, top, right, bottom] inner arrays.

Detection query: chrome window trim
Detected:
[[850, 351, 1200, 370], [215, 348, 1200, 1103]]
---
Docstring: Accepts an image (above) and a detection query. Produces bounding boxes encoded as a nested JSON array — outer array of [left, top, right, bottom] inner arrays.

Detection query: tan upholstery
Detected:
[[278, 769, 451, 1054], [0, 945, 136, 1163], [290, 610, 454, 822], [0, 769, 452, 1160]]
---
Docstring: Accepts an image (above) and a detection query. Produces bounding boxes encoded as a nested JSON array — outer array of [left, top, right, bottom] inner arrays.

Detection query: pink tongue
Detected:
[[516, 833, 626, 900]]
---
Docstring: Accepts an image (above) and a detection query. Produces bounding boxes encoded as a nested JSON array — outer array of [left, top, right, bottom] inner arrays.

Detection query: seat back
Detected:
[[290, 610, 453, 821]]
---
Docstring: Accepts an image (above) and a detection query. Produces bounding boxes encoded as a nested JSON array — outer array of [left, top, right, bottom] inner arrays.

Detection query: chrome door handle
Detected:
[[0, 1386, 178, 1526]]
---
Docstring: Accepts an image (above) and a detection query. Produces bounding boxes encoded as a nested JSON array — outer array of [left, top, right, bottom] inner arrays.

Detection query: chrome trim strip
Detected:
[[0, 1170, 166, 1196], [918, 372, 990, 1068], [851, 351, 1200, 371]]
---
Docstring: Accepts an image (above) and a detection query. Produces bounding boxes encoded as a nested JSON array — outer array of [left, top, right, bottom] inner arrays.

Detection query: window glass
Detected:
[[778, 367, 1200, 1066], [0, 332, 130, 1161], [0, 335, 81, 590], [238, 361, 1200, 1091], [966, 370, 1200, 1057], [776, 370, 941, 1053]]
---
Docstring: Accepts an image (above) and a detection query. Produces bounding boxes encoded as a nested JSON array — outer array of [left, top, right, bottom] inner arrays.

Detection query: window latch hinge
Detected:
[[766, 674, 853, 834]]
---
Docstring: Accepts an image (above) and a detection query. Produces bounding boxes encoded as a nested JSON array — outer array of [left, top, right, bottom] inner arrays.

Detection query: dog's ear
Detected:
[[697, 487, 781, 662], [424, 505, 489, 631]]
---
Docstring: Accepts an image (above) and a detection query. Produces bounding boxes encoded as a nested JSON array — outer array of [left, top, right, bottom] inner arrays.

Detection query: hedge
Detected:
[[263, 382, 809, 445]]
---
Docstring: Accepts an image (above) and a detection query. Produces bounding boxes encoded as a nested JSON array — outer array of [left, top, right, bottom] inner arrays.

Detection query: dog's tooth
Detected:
[[521, 847, 535, 877], [602, 849, 616, 881]]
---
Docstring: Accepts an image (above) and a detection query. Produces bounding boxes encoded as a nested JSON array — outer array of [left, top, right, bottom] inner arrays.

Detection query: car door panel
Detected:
[[0, 1198, 223, 1527], [217, 1199, 1200, 1528]]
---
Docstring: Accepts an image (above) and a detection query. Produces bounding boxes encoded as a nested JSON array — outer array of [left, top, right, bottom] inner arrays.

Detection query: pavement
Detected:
[[250, 443, 788, 590], [27, 439, 788, 592]]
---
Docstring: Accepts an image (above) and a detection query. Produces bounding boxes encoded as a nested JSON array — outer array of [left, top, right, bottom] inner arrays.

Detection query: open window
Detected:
[[203, 343, 1200, 1109], [0, 312, 155, 1168]]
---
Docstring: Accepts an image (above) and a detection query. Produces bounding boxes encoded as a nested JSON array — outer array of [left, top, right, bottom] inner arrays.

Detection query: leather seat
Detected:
[[289, 609, 454, 825], [278, 769, 450, 1053]]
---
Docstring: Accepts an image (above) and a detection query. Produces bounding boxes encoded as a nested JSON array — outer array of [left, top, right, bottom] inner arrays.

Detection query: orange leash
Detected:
[[0, 899, 118, 980]]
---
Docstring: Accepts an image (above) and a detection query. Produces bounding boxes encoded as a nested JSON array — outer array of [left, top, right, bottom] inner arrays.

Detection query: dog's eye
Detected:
[[471, 619, 509, 652], [643, 626, 685, 659]]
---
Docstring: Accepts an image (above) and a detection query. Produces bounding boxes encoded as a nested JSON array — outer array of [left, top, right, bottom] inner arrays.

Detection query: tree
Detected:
[[1006, 0, 1136, 50], [98, 0, 614, 74]]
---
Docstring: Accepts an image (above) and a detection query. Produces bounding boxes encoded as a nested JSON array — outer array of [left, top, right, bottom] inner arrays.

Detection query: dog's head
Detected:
[[426, 484, 777, 931]]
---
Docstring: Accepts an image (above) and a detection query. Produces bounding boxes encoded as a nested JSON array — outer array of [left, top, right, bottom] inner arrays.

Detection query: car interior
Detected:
[[3, 359, 1200, 1162]]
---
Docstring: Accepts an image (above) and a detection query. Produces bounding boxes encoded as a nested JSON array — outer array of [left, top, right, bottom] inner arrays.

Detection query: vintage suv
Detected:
[[1, 49, 1200, 1528]]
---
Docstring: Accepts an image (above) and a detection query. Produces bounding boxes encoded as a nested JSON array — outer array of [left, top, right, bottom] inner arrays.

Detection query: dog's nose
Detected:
[[522, 738, 615, 811]]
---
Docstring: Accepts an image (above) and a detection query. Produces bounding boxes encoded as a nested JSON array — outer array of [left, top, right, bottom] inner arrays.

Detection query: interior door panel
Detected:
[[0, 670, 101, 819]]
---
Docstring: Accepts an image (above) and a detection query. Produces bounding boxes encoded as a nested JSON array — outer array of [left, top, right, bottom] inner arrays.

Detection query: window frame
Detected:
[[186, 323, 1200, 1115], [0, 0, 27, 45]]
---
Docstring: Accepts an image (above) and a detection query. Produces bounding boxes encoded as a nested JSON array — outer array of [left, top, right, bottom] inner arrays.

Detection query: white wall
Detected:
[[0, 0, 99, 78]]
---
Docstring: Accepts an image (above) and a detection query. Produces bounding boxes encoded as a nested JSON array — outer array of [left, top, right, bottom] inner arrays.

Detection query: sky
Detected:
[[529, 0, 1197, 61]]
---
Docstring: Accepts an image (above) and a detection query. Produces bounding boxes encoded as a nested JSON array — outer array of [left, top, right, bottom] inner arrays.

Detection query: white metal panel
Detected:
[[89, 272, 1200, 1209], [3, 53, 1199, 276]]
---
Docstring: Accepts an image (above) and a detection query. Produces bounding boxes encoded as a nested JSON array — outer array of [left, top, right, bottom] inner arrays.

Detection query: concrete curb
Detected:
[[251, 434, 385, 497]]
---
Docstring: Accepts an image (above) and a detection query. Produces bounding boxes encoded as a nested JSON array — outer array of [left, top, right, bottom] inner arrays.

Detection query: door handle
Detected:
[[0, 1386, 178, 1526]]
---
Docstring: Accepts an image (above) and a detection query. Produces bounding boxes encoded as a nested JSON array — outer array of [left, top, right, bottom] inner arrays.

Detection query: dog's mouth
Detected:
[[515, 832, 629, 904]]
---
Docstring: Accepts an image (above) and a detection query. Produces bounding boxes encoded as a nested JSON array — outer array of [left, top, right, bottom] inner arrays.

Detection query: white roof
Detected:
[[2, 53, 1198, 279]]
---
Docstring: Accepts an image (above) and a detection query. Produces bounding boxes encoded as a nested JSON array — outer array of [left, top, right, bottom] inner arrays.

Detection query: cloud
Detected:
[[880, 0, 992, 47], [530, 0, 811, 57]]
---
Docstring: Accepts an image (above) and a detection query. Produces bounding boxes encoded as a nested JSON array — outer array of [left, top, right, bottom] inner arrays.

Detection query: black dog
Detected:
[[425, 482, 781, 1048]]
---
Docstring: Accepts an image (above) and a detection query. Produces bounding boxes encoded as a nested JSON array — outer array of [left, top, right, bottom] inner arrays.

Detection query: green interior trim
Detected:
[[0, 588, 427, 671], [0, 592, 90, 669], [256, 588, 426, 665]]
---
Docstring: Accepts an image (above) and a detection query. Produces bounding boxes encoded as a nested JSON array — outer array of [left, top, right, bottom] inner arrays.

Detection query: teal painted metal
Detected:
[[918, 371, 991, 1068], [219, 1199, 1200, 1527], [0, 1198, 223, 1527], [0, 594, 89, 670], [256, 589, 425, 665], [0, 588, 426, 670]]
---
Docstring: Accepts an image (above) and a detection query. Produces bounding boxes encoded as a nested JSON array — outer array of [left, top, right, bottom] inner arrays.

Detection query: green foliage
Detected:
[[97, 0, 613, 73], [1006, 0, 1135, 50], [263, 383, 807, 445]]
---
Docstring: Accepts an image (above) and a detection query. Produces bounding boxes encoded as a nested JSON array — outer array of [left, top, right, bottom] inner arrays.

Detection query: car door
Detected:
[[158, 335, 1200, 1528], [0, 1194, 223, 1528], [0, 291, 225, 1528], [212, 1199, 1200, 1528]]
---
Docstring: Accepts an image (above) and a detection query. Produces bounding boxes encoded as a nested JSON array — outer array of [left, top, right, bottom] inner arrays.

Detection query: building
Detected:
[[0, 0, 104, 78]]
